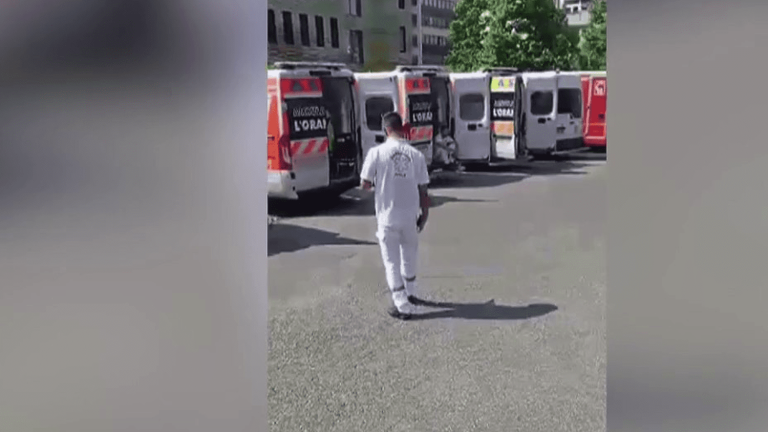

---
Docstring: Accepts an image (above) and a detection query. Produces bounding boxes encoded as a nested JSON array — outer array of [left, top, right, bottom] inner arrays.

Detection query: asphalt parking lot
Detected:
[[268, 152, 606, 432]]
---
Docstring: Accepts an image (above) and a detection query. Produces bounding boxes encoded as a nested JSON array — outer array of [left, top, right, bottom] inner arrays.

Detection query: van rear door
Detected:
[[320, 75, 360, 182], [282, 77, 331, 192], [523, 73, 558, 154], [451, 72, 491, 161], [355, 74, 397, 160], [554, 73, 584, 150], [490, 75, 518, 160]]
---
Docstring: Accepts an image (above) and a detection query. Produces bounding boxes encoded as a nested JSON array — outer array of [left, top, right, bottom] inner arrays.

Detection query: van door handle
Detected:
[[598, 114, 605, 119], [467, 124, 477, 131], [538, 118, 546, 124], [374, 134, 386, 143]]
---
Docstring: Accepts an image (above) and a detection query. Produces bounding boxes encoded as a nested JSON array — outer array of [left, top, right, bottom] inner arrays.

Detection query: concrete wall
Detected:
[[268, 0, 415, 71]]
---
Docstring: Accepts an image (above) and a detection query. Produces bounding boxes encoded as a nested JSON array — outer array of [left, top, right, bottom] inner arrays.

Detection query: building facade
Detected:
[[416, 0, 456, 65], [556, 0, 598, 28], [267, 0, 416, 71]]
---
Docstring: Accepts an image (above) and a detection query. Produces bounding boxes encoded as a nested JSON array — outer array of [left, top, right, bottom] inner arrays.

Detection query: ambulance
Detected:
[[521, 71, 585, 157], [582, 71, 607, 149], [267, 62, 362, 200]]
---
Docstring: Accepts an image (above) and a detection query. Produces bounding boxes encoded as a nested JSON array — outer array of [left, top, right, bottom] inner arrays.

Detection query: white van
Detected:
[[521, 71, 585, 157], [449, 71, 492, 164]]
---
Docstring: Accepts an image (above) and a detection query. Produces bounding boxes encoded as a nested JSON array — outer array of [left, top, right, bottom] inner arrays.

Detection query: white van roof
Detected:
[[450, 71, 490, 79], [354, 71, 397, 80]]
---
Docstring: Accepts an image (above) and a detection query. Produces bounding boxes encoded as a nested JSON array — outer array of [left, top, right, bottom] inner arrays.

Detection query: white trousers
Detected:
[[376, 223, 420, 309]]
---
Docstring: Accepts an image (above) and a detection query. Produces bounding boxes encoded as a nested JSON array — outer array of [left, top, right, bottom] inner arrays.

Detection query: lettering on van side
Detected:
[[491, 94, 515, 121], [408, 95, 435, 125], [286, 100, 329, 139]]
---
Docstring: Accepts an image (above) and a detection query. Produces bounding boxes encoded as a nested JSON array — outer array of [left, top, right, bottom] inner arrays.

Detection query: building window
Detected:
[[330, 18, 340, 48], [268, 10, 277, 44], [315, 16, 325, 47], [282, 12, 294, 45], [299, 14, 310, 46], [412, 55, 419, 65], [412, 14, 418, 26], [412, 0, 418, 5], [399, 0, 406, 9], [349, 0, 361, 16], [412, 34, 418, 47], [350, 30, 364, 64], [399, 27, 407, 53]]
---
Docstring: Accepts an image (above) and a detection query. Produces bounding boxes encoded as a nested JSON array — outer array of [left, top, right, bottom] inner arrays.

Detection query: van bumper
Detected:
[[267, 170, 299, 200], [555, 137, 585, 152]]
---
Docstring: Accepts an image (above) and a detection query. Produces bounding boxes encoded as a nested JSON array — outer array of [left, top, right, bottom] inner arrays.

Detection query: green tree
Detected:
[[445, 0, 491, 72], [447, 0, 580, 72], [579, 0, 606, 70]]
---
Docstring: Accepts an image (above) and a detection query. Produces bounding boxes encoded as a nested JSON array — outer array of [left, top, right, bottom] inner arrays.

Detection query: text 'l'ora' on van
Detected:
[[267, 62, 362, 200], [521, 70, 585, 158]]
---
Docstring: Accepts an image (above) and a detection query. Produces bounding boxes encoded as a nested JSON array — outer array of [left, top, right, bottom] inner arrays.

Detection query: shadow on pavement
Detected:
[[269, 192, 493, 218], [268, 223, 377, 256], [408, 299, 558, 321], [429, 170, 528, 189]]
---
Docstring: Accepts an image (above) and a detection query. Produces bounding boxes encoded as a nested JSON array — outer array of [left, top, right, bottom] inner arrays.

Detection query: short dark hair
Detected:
[[382, 111, 403, 132]]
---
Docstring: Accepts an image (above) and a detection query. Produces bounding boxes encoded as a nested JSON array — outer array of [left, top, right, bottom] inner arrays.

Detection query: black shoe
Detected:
[[387, 306, 413, 320], [408, 295, 429, 306]]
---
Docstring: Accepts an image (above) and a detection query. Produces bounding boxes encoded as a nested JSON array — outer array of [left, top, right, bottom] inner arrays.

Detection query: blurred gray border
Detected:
[[0, 1, 268, 431], [609, 0, 768, 431]]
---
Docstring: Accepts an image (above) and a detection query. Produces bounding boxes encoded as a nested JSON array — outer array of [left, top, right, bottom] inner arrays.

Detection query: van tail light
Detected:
[[276, 135, 293, 170]]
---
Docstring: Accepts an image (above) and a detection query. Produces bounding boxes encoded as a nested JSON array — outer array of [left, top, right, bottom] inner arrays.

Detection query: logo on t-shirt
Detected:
[[391, 151, 411, 177]]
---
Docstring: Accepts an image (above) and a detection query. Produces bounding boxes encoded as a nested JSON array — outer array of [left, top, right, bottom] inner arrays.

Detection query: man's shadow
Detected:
[[408, 299, 557, 321]]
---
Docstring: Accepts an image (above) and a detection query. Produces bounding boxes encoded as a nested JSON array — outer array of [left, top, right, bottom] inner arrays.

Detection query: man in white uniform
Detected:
[[360, 112, 431, 320]]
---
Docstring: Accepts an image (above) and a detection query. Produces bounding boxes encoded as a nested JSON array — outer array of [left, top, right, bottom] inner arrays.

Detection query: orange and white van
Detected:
[[267, 62, 362, 200]]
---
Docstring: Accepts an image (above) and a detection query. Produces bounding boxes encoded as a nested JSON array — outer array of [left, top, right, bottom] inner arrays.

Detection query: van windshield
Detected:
[[491, 93, 515, 121], [557, 88, 582, 118]]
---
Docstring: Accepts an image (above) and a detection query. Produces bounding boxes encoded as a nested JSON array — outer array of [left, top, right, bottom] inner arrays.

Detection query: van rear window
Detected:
[[530, 91, 553, 115], [557, 88, 582, 118], [365, 97, 395, 131], [286, 99, 329, 139], [459, 94, 485, 121]]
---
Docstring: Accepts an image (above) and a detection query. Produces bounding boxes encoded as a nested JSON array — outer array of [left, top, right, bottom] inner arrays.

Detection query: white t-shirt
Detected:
[[360, 137, 430, 228]]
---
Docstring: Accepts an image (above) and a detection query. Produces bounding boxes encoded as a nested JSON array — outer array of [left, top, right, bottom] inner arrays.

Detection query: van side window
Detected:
[[557, 88, 582, 118], [530, 91, 553, 115], [459, 94, 485, 121], [365, 97, 395, 130]]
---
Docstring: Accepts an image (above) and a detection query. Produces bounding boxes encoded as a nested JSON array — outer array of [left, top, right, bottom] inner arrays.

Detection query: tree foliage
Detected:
[[579, 0, 606, 70], [447, 0, 580, 72]]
